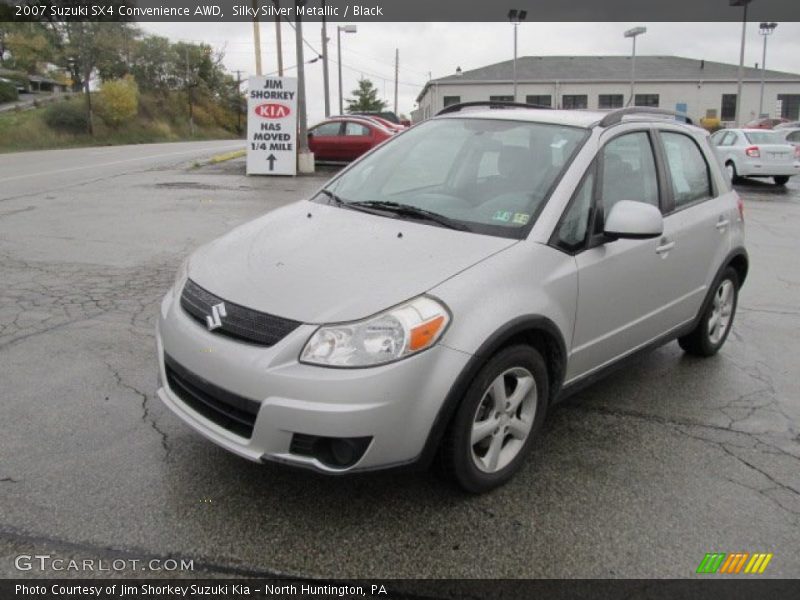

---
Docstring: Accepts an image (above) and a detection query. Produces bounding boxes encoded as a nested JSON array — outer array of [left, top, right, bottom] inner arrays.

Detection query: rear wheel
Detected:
[[774, 176, 789, 186], [437, 345, 548, 493], [678, 267, 739, 357], [725, 162, 740, 184]]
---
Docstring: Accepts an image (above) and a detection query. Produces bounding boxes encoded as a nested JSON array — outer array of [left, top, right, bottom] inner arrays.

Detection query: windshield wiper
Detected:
[[318, 189, 346, 206], [346, 200, 469, 231]]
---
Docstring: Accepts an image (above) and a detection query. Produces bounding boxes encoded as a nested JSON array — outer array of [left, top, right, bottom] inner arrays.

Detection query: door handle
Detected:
[[716, 218, 730, 231], [656, 240, 675, 255]]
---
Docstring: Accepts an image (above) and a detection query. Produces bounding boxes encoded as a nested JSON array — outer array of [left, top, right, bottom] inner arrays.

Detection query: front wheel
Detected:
[[678, 267, 739, 357], [437, 345, 548, 493], [774, 176, 789, 186]]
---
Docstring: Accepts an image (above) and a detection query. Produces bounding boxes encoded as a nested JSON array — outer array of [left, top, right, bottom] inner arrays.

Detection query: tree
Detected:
[[0, 22, 54, 73], [98, 74, 139, 127], [345, 79, 387, 113], [130, 36, 177, 92]]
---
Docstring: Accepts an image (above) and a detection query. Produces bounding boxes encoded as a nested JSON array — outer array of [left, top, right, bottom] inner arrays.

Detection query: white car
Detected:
[[710, 128, 800, 186]]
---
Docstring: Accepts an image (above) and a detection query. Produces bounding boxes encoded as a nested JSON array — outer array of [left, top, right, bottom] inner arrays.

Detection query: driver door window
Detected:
[[595, 131, 660, 233]]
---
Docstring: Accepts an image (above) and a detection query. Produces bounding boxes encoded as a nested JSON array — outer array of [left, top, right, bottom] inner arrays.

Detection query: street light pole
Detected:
[[337, 25, 357, 114], [624, 26, 646, 107], [321, 0, 331, 117], [730, 0, 752, 127], [758, 22, 777, 118], [507, 9, 527, 102]]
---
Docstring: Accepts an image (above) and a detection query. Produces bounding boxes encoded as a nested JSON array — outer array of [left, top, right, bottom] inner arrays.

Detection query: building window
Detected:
[[489, 95, 514, 102], [598, 94, 624, 109], [777, 94, 800, 120], [721, 94, 737, 121], [562, 95, 588, 109], [634, 94, 660, 108], [526, 94, 552, 107], [443, 96, 460, 107]]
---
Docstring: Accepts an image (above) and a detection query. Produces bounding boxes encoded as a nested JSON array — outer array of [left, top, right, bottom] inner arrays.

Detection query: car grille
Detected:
[[180, 279, 301, 346], [164, 354, 259, 439]]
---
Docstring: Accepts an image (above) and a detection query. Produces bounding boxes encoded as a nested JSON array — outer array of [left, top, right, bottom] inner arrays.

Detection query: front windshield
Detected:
[[321, 118, 588, 237]]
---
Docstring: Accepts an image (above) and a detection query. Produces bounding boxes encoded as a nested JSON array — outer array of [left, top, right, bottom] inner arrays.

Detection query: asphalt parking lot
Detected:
[[1, 143, 799, 579]]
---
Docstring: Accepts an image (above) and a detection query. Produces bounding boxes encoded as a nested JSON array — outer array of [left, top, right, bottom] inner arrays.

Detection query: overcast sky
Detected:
[[141, 21, 800, 123]]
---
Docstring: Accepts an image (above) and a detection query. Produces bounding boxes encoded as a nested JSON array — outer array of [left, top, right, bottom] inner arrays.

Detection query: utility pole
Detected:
[[274, 0, 283, 76], [394, 48, 399, 115], [730, 0, 752, 127], [235, 70, 243, 134], [321, 1, 331, 116], [295, 2, 313, 172], [185, 46, 195, 135], [252, 0, 262, 75]]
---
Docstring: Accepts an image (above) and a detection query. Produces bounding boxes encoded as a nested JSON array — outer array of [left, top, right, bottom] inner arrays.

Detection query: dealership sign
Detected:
[[247, 76, 297, 176]]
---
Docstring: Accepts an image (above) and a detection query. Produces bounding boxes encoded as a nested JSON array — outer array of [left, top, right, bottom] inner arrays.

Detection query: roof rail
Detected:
[[436, 101, 552, 116], [599, 107, 693, 127]]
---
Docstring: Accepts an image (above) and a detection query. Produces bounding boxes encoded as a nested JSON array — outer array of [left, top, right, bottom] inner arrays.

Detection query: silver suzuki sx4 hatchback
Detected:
[[157, 105, 747, 492]]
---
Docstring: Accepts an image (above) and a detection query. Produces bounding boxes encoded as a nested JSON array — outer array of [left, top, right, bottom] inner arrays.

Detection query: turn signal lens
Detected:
[[409, 315, 446, 351]]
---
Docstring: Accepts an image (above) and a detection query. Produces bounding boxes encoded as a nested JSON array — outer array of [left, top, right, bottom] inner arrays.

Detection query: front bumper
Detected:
[[156, 288, 470, 473]]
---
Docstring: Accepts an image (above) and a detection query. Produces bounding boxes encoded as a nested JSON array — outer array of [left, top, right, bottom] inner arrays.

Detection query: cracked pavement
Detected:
[[1, 143, 799, 579]]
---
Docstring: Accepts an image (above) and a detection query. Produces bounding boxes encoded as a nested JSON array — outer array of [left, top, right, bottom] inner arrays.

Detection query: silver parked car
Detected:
[[157, 104, 748, 493], [710, 127, 800, 186]]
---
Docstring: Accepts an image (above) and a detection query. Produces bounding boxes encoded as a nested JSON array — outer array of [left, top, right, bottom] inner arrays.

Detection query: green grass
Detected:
[[0, 96, 242, 154]]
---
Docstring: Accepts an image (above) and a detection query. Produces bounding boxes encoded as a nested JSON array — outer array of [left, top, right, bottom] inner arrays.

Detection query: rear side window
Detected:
[[787, 131, 800, 143], [313, 122, 341, 136], [596, 132, 659, 231], [661, 132, 713, 208], [345, 122, 370, 136]]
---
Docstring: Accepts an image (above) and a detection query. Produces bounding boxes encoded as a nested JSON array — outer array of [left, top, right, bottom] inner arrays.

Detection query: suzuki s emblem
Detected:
[[206, 303, 227, 331]]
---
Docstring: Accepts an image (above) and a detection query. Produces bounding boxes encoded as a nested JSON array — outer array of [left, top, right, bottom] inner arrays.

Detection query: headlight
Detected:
[[172, 257, 190, 293], [300, 296, 450, 367]]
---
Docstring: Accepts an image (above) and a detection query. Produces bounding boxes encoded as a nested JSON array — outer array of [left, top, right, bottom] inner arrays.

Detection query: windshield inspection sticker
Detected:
[[492, 210, 512, 222], [513, 213, 530, 225]]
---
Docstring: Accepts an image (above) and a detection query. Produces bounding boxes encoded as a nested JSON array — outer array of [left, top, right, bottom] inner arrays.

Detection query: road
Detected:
[[1, 143, 799, 580]]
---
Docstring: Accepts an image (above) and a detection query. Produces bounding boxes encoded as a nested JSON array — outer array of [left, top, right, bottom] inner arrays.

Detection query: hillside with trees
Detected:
[[0, 22, 243, 152]]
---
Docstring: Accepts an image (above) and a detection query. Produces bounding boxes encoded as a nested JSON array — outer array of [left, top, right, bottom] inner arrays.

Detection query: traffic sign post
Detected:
[[247, 76, 298, 176]]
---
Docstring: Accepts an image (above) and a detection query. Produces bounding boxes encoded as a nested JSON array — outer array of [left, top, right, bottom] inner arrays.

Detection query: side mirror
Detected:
[[604, 200, 663, 240]]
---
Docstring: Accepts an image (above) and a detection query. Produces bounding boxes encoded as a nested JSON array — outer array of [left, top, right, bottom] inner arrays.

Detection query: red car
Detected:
[[308, 117, 394, 162], [743, 117, 791, 129]]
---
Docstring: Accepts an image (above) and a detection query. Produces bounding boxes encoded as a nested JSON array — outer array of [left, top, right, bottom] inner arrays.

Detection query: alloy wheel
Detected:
[[470, 367, 537, 473], [708, 279, 735, 345]]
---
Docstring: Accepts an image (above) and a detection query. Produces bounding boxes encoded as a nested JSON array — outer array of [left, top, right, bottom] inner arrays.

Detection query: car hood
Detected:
[[188, 200, 517, 323]]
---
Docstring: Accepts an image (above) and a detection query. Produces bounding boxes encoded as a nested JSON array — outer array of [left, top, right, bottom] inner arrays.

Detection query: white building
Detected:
[[413, 56, 800, 125]]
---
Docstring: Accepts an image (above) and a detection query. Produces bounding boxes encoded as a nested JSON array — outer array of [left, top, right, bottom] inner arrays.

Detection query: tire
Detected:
[[773, 176, 789, 186], [725, 161, 740, 184], [437, 345, 548, 493], [678, 267, 740, 357]]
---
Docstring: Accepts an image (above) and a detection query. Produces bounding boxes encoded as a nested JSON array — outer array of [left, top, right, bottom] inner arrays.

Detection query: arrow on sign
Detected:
[[266, 154, 277, 171]]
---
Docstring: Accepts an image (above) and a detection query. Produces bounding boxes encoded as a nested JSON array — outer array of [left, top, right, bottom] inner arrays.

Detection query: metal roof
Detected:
[[418, 55, 800, 102]]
